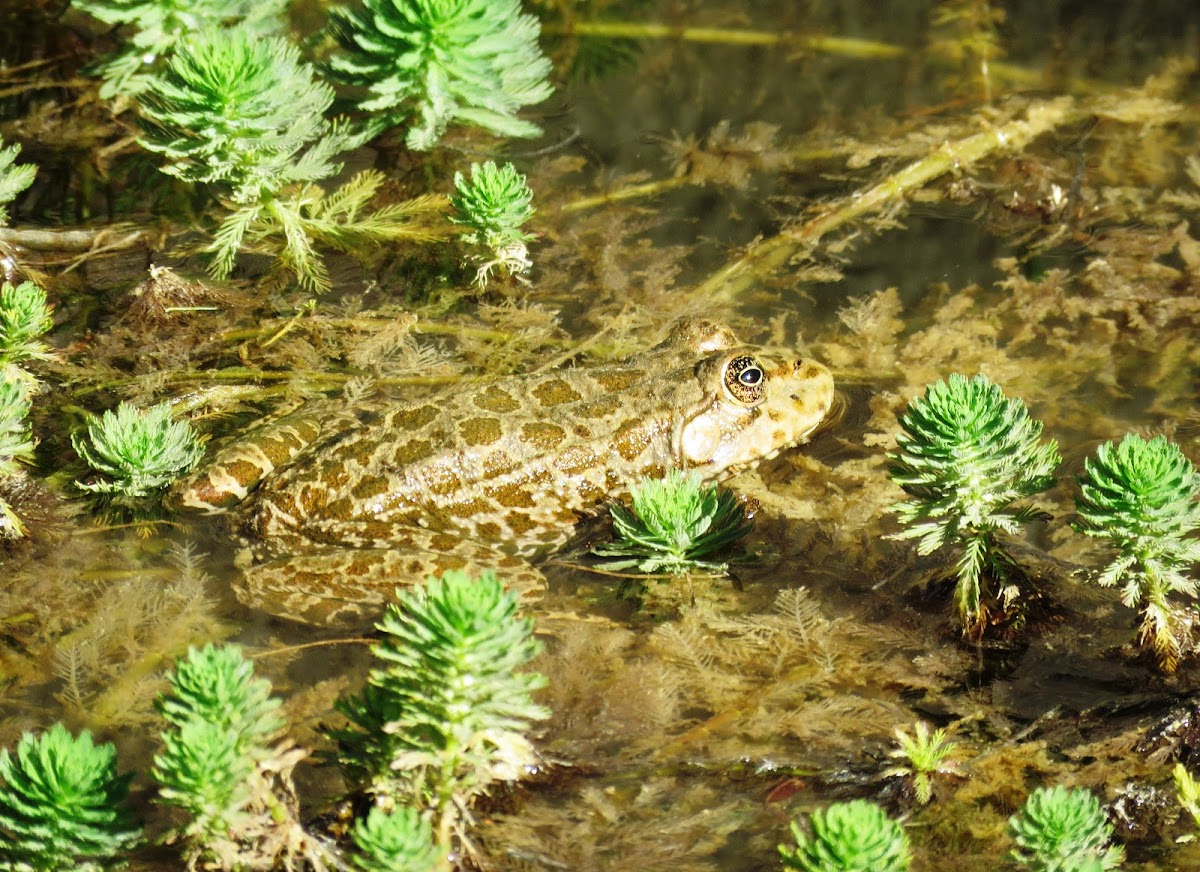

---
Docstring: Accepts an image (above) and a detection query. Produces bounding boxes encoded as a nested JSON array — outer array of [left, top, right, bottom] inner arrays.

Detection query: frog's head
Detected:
[[672, 346, 834, 478]]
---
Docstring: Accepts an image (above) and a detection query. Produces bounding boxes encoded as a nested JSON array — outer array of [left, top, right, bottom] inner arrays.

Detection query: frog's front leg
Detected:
[[170, 409, 348, 512], [235, 531, 546, 627]]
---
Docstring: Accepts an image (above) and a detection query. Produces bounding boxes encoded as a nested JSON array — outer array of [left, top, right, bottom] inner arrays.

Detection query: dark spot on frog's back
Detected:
[[614, 418, 655, 461], [473, 385, 521, 413], [387, 403, 440, 431], [484, 484, 535, 508], [351, 474, 390, 500], [391, 438, 435, 464], [520, 422, 567, 450], [593, 369, 645, 392], [532, 378, 582, 407], [458, 416, 503, 446]]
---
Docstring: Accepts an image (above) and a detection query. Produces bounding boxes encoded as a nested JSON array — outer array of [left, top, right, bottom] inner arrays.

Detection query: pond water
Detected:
[[2, 0, 1200, 869]]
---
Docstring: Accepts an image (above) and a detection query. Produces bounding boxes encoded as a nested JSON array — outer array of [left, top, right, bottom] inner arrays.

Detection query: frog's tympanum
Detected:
[[172, 320, 835, 626]]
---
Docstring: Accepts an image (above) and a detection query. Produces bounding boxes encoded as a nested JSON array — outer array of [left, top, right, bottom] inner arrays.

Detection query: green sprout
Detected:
[[1074, 433, 1200, 672], [0, 138, 36, 225], [450, 160, 536, 286], [0, 280, 55, 370], [778, 799, 911, 872], [350, 806, 444, 872], [152, 644, 322, 869], [884, 720, 959, 805], [0, 372, 36, 537], [1174, 763, 1200, 838], [328, 0, 554, 150], [888, 373, 1060, 633], [330, 569, 549, 850], [0, 722, 142, 872], [72, 0, 286, 97], [137, 28, 444, 290], [1008, 785, 1124, 871], [72, 400, 205, 499], [593, 469, 753, 574]]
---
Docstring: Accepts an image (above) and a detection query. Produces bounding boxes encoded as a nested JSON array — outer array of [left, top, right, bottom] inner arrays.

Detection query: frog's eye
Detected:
[[722, 354, 766, 406]]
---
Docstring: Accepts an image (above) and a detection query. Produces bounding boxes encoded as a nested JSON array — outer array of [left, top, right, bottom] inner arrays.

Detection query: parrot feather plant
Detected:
[[1074, 433, 1200, 672], [888, 373, 1060, 635]]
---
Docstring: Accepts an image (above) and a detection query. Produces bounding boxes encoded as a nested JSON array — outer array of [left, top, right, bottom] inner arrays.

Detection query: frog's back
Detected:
[[244, 356, 703, 556]]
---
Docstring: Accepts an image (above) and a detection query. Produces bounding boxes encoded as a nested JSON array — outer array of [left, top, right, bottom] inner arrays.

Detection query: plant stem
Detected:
[[549, 20, 1105, 92], [695, 96, 1077, 303]]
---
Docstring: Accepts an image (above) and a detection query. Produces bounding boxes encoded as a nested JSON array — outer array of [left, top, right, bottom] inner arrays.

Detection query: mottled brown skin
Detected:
[[173, 320, 835, 626]]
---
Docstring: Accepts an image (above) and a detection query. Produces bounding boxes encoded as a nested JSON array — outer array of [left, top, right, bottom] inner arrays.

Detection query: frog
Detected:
[[171, 319, 835, 627]]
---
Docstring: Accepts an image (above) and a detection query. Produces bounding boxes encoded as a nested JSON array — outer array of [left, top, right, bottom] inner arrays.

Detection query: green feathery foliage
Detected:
[[450, 160, 536, 285], [1008, 785, 1124, 872], [0, 372, 35, 479], [779, 799, 911, 872], [0, 723, 141, 872], [72, 0, 286, 98], [884, 721, 958, 805], [0, 139, 36, 225], [593, 469, 753, 574], [138, 30, 356, 206], [0, 371, 36, 538], [151, 644, 286, 865], [328, 0, 554, 150], [350, 806, 443, 872], [1174, 763, 1200, 835], [157, 642, 283, 742], [137, 28, 446, 290], [888, 373, 1060, 632], [72, 400, 205, 498], [0, 281, 55, 369], [1074, 433, 1200, 671], [331, 569, 548, 845]]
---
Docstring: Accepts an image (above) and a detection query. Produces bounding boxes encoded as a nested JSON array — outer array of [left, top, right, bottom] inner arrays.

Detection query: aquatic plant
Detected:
[[593, 469, 753, 574], [1173, 763, 1200, 835], [0, 722, 142, 872], [331, 568, 548, 848], [887, 373, 1060, 633], [72, 0, 286, 97], [0, 372, 36, 537], [778, 799, 911, 872], [884, 720, 958, 805], [1074, 433, 1200, 672], [0, 139, 36, 226], [450, 160, 536, 285], [136, 27, 444, 290], [1008, 785, 1124, 871], [350, 806, 443, 872], [73, 400, 204, 499], [152, 643, 326, 869], [152, 645, 283, 848], [327, 0, 554, 150], [0, 280, 54, 370]]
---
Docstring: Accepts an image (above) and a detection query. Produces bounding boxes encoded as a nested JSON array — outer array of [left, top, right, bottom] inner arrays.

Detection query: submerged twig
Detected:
[[696, 97, 1078, 303]]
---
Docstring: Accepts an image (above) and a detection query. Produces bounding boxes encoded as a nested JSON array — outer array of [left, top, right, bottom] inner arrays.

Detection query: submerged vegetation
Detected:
[[327, 0, 554, 149], [887, 373, 1060, 633], [1074, 434, 1200, 672], [72, 401, 205, 500], [1, 0, 1199, 869], [592, 469, 753, 575], [0, 723, 141, 872], [331, 569, 548, 853], [1007, 786, 1124, 871], [779, 799, 911, 872]]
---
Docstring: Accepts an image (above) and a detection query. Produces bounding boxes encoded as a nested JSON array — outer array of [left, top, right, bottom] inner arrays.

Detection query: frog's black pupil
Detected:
[[739, 367, 762, 386]]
